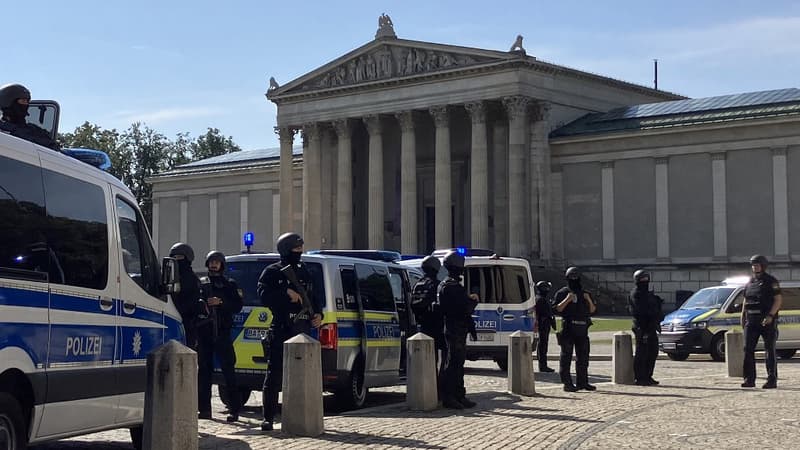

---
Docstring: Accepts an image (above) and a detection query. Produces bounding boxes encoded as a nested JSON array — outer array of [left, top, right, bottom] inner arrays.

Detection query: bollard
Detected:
[[508, 330, 535, 395], [725, 330, 744, 378], [407, 332, 438, 411], [281, 333, 324, 437], [143, 340, 198, 450], [612, 332, 634, 385]]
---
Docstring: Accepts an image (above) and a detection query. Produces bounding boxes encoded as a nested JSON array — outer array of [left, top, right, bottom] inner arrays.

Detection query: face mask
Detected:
[[636, 281, 649, 290], [284, 251, 302, 265], [447, 266, 464, 279], [568, 278, 582, 292], [5, 102, 28, 124]]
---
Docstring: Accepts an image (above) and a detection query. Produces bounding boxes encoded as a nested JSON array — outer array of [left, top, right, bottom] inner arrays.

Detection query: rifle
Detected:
[[198, 281, 219, 340], [280, 264, 315, 323]]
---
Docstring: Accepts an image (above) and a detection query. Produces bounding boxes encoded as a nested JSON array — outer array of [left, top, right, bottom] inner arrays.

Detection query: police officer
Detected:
[[169, 242, 201, 349], [439, 251, 479, 409], [411, 256, 445, 396], [534, 281, 556, 372], [0, 83, 60, 151], [553, 267, 597, 392], [197, 251, 243, 422], [258, 232, 323, 431], [741, 255, 783, 389], [629, 270, 663, 386]]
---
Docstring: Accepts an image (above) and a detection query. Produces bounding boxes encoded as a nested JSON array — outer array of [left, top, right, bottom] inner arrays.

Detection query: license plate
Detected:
[[476, 332, 495, 342], [662, 343, 676, 350], [245, 328, 268, 340]]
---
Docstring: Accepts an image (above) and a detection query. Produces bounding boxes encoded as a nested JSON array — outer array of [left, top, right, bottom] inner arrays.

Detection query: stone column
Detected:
[[503, 96, 530, 258], [395, 111, 418, 254], [429, 105, 452, 249], [332, 119, 354, 249], [151, 198, 160, 255], [530, 102, 551, 262], [277, 127, 296, 234], [209, 195, 217, 251], [319, 127, 336, 249], [601, 161, 615, 261], [465, 101, 489, 249], [363, 115, 384, 249], [302, 123, 323, 249], [550, 165, 565, 264], [655, 157, 670, 261], [179, 198, 188, 242], [492, 119, 509, 255], [711, 153, 728, 260], [772, 147, 789, 258]]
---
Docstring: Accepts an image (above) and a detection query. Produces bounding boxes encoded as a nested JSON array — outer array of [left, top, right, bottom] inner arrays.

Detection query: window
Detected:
[[497, 266, 530, 304], [116, 197, 160, 297], [726, 291, 745, 314], [0, 155, 49, 281], [355, 264, 395, 312], [226, 259, 324, 308], [42, 170, 108, 290], [780, 288, 800, 311], [680, 288, 734, 309], [463, 265, 529, 304]]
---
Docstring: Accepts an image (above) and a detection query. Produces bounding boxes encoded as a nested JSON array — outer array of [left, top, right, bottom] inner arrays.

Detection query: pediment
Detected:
[[269, 39, 520, 97]]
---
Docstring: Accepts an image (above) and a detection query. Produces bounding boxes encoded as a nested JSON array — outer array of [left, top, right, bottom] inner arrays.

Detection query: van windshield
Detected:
[[226, 259, 324, 307], [680, 287, 734, 309]]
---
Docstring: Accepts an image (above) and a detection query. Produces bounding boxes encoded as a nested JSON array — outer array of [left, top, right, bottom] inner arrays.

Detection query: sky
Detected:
[[5, 0, 800, 151]]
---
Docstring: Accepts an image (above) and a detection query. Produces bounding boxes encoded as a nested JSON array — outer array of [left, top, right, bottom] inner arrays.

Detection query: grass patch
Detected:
[[588, 318, 633, 333]]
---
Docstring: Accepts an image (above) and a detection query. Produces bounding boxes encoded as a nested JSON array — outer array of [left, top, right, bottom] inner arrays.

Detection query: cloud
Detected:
[[111, 106, 226, 125]]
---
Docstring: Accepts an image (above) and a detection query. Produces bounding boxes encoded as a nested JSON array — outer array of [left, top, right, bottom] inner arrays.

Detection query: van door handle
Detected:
[[503, 314, 516, 321], [123, 301, 137, 313], [99, 297, 113, 311]]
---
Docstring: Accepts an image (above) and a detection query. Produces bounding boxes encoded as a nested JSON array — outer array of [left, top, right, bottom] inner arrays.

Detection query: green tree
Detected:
[[59, 121, 129, 181], [121, 122, 171, 227], [191, 127, 241, 161]]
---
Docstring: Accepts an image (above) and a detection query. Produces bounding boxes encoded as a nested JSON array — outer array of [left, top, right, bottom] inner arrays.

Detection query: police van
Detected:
[[0, 101, 182, 449], [217, 250, 420, 410], [659, 276, 800, 361], [400, 248, 536, 371]]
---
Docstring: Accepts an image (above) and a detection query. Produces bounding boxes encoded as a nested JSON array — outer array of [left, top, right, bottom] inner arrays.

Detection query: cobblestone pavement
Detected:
[[39, 356, 800, 449]]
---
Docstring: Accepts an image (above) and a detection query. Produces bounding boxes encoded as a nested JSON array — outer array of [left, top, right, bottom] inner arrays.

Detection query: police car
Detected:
[[400, 248, 537, 371], [0, 101, 182, 449], [660, 276, 800, 361], [216, 250, 420, 409]]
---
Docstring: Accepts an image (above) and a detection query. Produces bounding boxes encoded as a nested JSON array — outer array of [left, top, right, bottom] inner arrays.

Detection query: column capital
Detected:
[[655, 156, 669, 165], [772, 146, 788, 157], [363, 114, 383, 135], [711, 152, 727, 161], [394, 111, 417, 132], [601, 161, 614, 169], [429, 105, 450, 128], [331, 118, 354, 138], [274, 126, 297, 144], [502, 96, 531, 121], [302, 122, 324, 144], [529, 101, 551, 122], [464, 101, 488, 124]]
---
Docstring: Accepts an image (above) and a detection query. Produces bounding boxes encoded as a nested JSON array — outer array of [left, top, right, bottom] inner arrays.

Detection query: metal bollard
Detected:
[[406, 332, 438, 411], [612, 332, 634, 385], [281, 333, 324, 437], [508, 330, 535, 395], [725, 330, 744, 378], [143, 340, 198, 450]]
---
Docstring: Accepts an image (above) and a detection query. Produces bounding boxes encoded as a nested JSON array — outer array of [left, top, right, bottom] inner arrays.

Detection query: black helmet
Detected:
[[169, 242, 194, 263], [276, 232, 304, 258], [749, 255, 768, 266], [634, 269, 650, 283], [421, 255, 441, 276], [535, 280, 552, 295], [442, 251, 465, 270], [565, 266, 580, 280], [0, 83, 31, 109], [205, 250, 225, 271]]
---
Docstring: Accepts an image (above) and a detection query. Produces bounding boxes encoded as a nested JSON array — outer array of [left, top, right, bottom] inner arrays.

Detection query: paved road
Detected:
[[39, 354, 800, 449]]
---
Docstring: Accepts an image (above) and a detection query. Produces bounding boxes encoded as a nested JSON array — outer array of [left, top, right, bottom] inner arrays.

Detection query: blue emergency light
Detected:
[[243, 232, 254, 252], [456, 247, 467, 255]]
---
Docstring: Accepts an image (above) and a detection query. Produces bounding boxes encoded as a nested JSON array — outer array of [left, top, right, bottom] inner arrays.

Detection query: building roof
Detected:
[[152, 146, 303, 178], [551, 88, 800, 139]]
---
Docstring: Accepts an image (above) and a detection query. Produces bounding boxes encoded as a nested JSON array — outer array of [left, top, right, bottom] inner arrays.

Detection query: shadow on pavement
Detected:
[[256, 429, 446, 449], [199, 434, 253, 449], [593, 390, 688, 398]]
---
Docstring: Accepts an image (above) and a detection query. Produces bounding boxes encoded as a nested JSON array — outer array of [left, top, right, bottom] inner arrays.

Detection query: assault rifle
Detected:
[[280, 264, 315, 323]]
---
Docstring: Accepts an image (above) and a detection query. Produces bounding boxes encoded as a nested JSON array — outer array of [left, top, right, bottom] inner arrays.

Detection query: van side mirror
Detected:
[[161, 257, 181, 294]]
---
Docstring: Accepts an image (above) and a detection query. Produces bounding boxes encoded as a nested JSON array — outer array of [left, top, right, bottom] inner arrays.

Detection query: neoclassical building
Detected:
[[150, 18, 800, 304]]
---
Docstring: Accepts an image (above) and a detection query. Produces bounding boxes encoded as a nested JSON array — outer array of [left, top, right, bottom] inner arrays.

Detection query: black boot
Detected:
[[460, 397, 477, 408], [563, 384, 579, 392], [261, 420, 273, 431], [539, 366, 555, 373], [762, 378, 777, 389]]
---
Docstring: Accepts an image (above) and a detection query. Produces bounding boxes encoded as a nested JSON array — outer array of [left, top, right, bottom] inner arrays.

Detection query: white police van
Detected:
[[401, 248, 536, 370], [0, 101, 182, 449]]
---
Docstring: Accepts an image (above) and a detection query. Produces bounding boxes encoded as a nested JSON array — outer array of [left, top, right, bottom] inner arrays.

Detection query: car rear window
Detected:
[[226, 259, 324, 307]]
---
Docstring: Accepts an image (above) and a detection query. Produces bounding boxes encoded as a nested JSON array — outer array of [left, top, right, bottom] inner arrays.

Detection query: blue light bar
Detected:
[[243, 232, 255, 247], [63, 148, 112, 171], [456, 247, 467, 255]]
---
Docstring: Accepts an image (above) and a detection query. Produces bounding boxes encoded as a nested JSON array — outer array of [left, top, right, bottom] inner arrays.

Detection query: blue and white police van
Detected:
[[0, 101, 182, 449], [401, 248, 536, 370]]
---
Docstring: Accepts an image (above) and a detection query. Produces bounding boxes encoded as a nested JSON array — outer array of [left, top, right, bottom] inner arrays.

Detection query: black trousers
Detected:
[[197, 330, 239, 414], [633, 328, 659, 382], [537, 324, 552, 369], [743, 321, 778, 383], [262, 328, 292, 422], [443, 333, 467, 401], [559, 332, 590, 386]]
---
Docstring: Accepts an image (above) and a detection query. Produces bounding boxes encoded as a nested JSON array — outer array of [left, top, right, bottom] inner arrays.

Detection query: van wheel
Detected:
[[129, 426, 143, 450], [710, 335, 726, 362], [0, 392, 27, 450], [777, 349, 797, 360], [667, 352, 689, 361], [495, 357, 508, 372], [334, 364, 367, 409], [218, 385, 251, 410]]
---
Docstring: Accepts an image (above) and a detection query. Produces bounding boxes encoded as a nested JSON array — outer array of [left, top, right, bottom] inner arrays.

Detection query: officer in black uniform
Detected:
[[741, 255, 783, 389], [629, 270, 663, 386], [534, 281, 556, 373], [197, 251, 244, 422], [439, 251, 479, 409], [169, 242, 201, 350], [411, 255, 445, 396], [554, 266, 597, 392], [0, 83, 61, 151], [258, 232, 323, 431]]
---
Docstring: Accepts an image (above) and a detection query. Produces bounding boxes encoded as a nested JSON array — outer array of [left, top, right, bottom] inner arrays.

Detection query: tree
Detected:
[[59, 122, 128, 181], [121, 122, 171, 227], [191, 127, 241, 161]]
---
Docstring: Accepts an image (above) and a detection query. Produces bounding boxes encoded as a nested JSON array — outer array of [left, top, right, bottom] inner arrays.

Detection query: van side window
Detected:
[[115, 197, 160, 297], [340, 267, 358, 310], [355, 264, 395, 312], [43, 170, 108, 290], [780, 288, 800, 310], [496, 266, 530, 304], [466, 267, 497, 303], [726, 291, 745, 314], [0, 155, 48, 281]]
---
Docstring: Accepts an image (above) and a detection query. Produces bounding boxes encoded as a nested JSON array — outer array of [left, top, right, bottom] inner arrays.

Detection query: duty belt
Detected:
[[571, 320, 588, 325], [746, 309, 762, 315]]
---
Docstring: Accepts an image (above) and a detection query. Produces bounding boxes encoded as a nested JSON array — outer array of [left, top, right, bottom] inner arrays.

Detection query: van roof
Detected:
[[226, 252, 416, 269]]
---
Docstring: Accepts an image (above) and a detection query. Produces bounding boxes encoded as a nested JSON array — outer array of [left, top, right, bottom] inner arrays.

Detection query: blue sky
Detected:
[[6, 1, 800, 150]]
